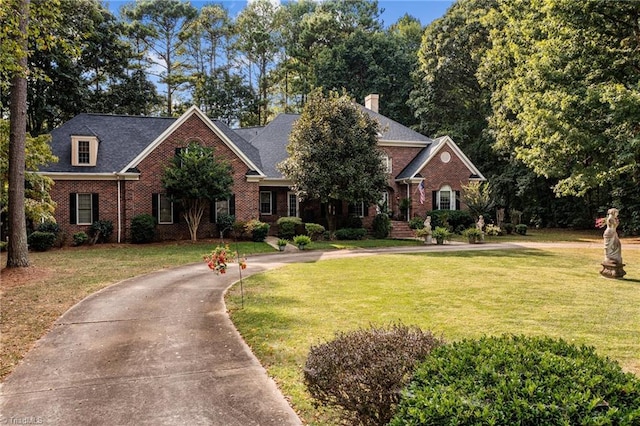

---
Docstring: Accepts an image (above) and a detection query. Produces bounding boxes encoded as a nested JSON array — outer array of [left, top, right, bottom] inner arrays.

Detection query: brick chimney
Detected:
[[364, 94, 379, 113]]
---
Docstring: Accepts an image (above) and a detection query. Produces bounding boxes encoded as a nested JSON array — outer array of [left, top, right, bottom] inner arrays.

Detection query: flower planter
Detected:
[[278, 245, 286, 251], [436, 237, 444, 245]]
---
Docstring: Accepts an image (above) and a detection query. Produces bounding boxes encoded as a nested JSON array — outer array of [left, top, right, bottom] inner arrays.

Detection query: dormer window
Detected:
[[71, 136, 98, 166]]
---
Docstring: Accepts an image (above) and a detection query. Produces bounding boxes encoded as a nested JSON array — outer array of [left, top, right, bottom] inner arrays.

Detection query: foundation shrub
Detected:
[[372, 213, 391, 238], [277, 217, 303, 240], [408, 216, 425, 230], [305, 223, 325, 240], [391, 335, 640, 425], [246, 219, 269, 242], [73, 232, 88, 246], [426, 210, 474, 232], [335, 227, 367, 240], [304, 324, 444, 426], [216, 213, 235, 239], [516, 224, 528, 235], [130, 214, 156, 244], [89, 220, 114, 243], [27, 231, 56, 251]]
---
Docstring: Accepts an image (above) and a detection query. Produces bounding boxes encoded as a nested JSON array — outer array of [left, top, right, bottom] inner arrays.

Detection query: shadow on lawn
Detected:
[[403, 248, 552, 259]]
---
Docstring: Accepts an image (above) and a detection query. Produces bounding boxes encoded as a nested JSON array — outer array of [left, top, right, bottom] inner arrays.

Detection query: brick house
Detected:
[[39, 94, 485, 243]]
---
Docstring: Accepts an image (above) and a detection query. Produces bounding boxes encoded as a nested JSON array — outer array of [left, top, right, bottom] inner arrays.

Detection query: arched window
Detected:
[[435, 185, 460, 211]]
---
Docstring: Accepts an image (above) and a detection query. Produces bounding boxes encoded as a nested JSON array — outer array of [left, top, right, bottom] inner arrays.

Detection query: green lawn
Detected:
[[226, 247, 640, 425]]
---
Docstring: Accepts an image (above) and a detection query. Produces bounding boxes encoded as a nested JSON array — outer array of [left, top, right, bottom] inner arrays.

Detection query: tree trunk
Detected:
[[6, 0, 30, 268], [184, 200, 205, 241]]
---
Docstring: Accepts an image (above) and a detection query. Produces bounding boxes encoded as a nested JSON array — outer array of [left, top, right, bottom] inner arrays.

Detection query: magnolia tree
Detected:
[[162, 141, 233, 241], [278, 89, 388, 230]]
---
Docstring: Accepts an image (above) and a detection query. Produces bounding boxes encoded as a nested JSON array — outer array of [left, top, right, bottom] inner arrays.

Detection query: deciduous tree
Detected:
[[161, 142, 233, 241]]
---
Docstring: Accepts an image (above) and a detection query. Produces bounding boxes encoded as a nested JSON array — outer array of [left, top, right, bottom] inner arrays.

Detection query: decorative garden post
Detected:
[[600, 208, 626, 279]]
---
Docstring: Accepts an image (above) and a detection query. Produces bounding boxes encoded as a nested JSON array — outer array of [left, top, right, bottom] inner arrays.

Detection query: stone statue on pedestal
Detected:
[[423, 216, 432, 244], [601, 208, 626, 279]]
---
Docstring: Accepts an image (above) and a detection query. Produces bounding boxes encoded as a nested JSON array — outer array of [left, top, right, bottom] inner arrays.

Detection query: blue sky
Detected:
[[106, 0, 455, 27]]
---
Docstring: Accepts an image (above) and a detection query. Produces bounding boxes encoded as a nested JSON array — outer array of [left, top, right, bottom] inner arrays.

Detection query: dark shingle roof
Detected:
[[248, 114, 299, 178], [212, 120, 263, 172], [357, 105, 432, 143], [43, 113, 176, 173]]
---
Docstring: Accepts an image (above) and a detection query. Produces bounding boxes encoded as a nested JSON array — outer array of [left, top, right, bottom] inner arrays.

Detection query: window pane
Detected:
[[159, 194, 173, 223], [260, 191, 271, 214], [215, 199, 229, 220], [288, 193, 297, 217], [78, 141, 90, 164], [77, 193, 92, 224], [440, 190, 451, 210]]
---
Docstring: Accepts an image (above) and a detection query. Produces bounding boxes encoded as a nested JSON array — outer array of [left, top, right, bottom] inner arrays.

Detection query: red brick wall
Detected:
[[49, 112, 261, 243], [49, 179, 119, 242]]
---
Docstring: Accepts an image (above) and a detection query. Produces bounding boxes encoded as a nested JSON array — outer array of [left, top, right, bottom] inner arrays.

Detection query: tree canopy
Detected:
[[278, 89, 388, 229], [161, 142, 233, 241]]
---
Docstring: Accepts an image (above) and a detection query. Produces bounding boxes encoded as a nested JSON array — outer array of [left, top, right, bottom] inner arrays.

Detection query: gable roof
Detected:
[[356, 105, 432, 144], [124, 106, 264, 176], [396, 136, 486, 181], [247, 114, 299, 178], [43, 113, 176, 174]]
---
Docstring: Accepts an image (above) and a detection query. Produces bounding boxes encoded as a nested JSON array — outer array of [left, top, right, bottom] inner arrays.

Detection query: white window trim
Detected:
[[287, 192, 299, 217], [260, 191, 272, 215], [71, 136, 98, 166], [438, 185, 454, 210], [382, 154, 392, 174], [157, 193, 174, 225], [76, 193, 93, 225], [353, 201, 366, 218]]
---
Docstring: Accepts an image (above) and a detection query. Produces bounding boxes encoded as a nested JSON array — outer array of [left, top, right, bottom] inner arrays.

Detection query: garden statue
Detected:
[[424, 216, 432, 244], [476, 215, 485, 241], [600, 208, 626, 279]]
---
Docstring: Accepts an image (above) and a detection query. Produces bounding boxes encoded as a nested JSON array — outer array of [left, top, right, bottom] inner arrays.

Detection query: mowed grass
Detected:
[[226, 247, 640, 425]]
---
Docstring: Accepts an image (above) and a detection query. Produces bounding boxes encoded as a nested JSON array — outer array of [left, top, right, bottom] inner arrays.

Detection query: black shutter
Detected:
[[336, 200, 343, 215], [152, 193, 158, 221], [173, 201, 180, 223], [92, 193, 99, 222], [70, 193, 77, 224], [229, 195, 236, 216], [432, 191, 438, 210], [348, 204, 355, 215], [271, 191, 277, 215], [455, 191, 461, 210], [364, 203, 369, 217], [320, 203, 326, 217]]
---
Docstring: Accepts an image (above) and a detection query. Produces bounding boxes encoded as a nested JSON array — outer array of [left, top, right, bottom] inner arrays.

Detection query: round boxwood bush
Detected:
[[27, 231, 56, 251], [246, 219, 270, 242], [89, 220, 114, 243], [304, 324, 444, 426], [391, 335, 640, 425], [130, 214, 156, 244], [276, 216, 303, 240]]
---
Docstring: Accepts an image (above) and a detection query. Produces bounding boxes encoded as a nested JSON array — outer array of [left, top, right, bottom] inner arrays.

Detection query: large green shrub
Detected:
[[277, 216, 303, 240], [36, 221, 60, 235], [425, 210, 474, 233], [516, 224, 528, 235], [391, 335, 640, 425], [305, 223, 325, 240], [335, 227, 367, 240], [130, 214, 156, 244], [304, 324, 444, 426], [89, 220, 114, 243], [27, 231, 56, 251], [246, 219, 270, 242], [408, 216, 424, 230], [372, 213, 391, 238]]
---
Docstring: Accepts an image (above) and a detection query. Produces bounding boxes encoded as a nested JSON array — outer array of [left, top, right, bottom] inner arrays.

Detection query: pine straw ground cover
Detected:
[[226, 246, 640, 425]]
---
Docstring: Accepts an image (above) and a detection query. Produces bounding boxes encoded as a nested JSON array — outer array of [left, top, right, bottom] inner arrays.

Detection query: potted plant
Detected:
[[462, 227, 483, 244], [277, 238, 288, 251], [432, 226, 451, 245], [293, 234, 312, 250]]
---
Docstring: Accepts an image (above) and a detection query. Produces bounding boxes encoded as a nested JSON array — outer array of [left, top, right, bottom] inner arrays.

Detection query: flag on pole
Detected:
[[418, 180, 425, 205]]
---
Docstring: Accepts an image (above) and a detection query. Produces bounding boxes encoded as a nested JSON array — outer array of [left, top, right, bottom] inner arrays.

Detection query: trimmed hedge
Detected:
[[277, 216, 303, 240], [424, 210, 474, 233], [27, 231, 56, 251], [246, 219, 270, 242], [130, 214, 156, 244], [391, 335, 640, 425], [304, 324, 444, 426], [335, 227, 367, 240]]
